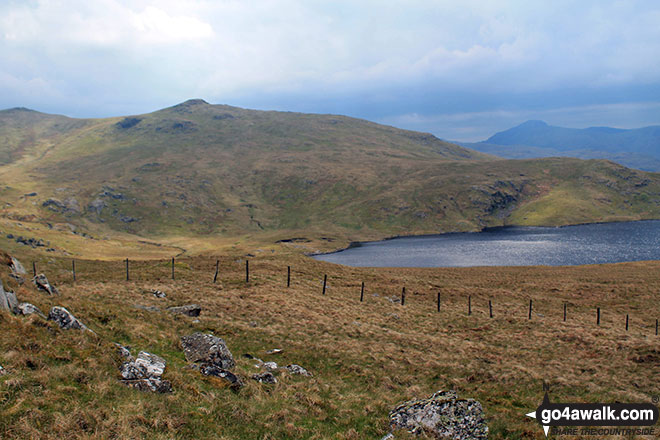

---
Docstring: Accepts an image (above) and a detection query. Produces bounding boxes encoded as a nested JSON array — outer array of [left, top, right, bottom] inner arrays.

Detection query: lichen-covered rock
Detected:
[[284, 364, 312, 377], [167, 304, 201, 317], [146, 289, 166, 298], [262, 361, 278, 371], [181, 332, 235, 369], [10, 257, 26, 275], [389, 390, 488, 440], [17, 302, 46, 318], [120, 351, 172, 393], [47, 306, 87, 330], [0, 281, 18, 313], [199, 364, 244, 390], [33, 274, 59, 295], [252, 371, 277, 384]]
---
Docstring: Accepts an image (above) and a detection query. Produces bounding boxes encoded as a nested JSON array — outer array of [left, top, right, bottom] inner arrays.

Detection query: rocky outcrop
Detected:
[[167, 304, 201, 317], [47, 306, 88, 330], [181, 332, 242, 390], [120, 351, 172, 393], [252, 371, 277, 384], [33, 274, 59, 295], [389, 390, 488, 440], [0, 280, 18, 314], [181, 333, 235, 369]]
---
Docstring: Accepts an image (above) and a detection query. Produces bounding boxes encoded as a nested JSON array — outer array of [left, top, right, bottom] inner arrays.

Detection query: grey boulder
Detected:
[[389, 390, 488, 440], [180, 332, 235, 369], [199, 364, 244, 391], [284, 364, 313, 377], [17, 302, 46, 318], [0, 281, 18, 313], [47, 306, 87, 330], [252, 371, 277, 384], [120, 351, 172, 393]]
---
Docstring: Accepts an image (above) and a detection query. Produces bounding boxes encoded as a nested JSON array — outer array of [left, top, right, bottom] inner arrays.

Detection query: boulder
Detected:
[[47, 306, 87, 330], [389, 390, 488, 440], [120, 351, 172, 393], [262, 361, 278, 371], [146, 289, 166, 298], [284, 364, 312, 377], [33, 274, 59, 295], [252, 372, 277, 384], [199, 364, 244, 391], [180, 333, 235, 369], [10, 257, 26, 275], [167, 304, 201, 317], [17, 302, 46, 318], [0, 281, 18, 313]]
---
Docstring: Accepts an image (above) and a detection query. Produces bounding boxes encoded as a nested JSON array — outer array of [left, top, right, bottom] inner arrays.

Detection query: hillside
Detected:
[[1, 101, 660, 257], [464, 120, 660, 171]]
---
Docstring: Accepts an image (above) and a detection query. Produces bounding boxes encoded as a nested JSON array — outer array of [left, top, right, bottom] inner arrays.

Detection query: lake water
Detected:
[[313, 220, 660, 267]]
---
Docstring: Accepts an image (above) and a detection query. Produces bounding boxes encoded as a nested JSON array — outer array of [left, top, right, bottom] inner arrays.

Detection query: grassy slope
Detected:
[[1, 251, 659, 439], [1, 100, 660, 258]]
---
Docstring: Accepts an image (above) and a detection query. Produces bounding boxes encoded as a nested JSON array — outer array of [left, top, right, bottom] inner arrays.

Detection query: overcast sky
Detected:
[[1, 0, 659, 141]]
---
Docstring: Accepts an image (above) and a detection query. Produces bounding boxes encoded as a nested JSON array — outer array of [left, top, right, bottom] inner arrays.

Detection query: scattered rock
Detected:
[[88, 198, 106, 215], [114, 343, 133, 360], [0, 280, 18, 314], [167, 304, 201, 317], [389, 390, 488, 439], [248, 321, 258, 327], [380, 434, 394, 440], [120, 351, 172, 393], [0, 365, 5, 376], [265, 348, 283, 355], [146, 289, 166, 298], [120, 215, 139, 223], [33, 274, 59, 295], [199, 364, 244, 390], [47, 306, 88, 330], [181, 332, 235, 370], [17, 302, 46, 318], [284, 364, 312, 377], [10, 257, 25, 275], [262, 361, 278, 371], [388, 296, 401, 304], [252, 372, 277, 384], [133, 304, 160, 312]]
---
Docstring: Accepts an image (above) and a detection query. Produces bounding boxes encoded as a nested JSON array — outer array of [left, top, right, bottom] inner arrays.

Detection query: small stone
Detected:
[[146, 289, 166, 298], [284, 364, 312, 377], [114, 343, 132, 360], [167, 304, 201, 317], [265, 348, 282, 355], [17, 303, 46, 318], [199, 364, 244, 390], [252, 372, 277, 384], [262, 361, 278, 371], [47, 306, 87, 330], [0, 365, 5, 375]]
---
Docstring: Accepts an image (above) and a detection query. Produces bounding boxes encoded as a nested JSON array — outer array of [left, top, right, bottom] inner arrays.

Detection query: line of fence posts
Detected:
[[44, 257, 660, 337]]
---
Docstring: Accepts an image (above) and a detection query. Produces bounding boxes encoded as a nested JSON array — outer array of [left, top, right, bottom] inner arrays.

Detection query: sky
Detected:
[[1, 0, 659, 141]]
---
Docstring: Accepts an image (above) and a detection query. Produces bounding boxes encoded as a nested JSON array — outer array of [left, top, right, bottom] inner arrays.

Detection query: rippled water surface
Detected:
[[313, 221, 660, 267]]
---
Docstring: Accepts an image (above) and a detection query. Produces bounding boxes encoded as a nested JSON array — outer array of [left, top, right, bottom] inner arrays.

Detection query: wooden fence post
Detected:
[[563, 303, 567, 322], [32, 261, 36, 277], [625, 314, 629, 331], [213, 259, 219, 283], [72, 260, 76, 282], [287, 266, 291, 288], [528, 299, 533, 320], [597, 307, 601, 326], [468, 295, 472, 316], [322, 274, 327, 295], [171, 257, 175, 280], [437, 292, 441, 312], [360, 282, 364, 302], [489, 300, 493, 318], [401, 287, 406, 306], [656, 319, 658, 336], [126, 258, 129, 281], [245, 260, 249, 283]]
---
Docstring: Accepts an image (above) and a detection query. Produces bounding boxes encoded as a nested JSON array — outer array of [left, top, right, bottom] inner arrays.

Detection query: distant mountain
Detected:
[[462, 120, 660, 171]]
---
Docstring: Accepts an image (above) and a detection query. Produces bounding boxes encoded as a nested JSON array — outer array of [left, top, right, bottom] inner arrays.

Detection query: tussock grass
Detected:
[[1, 252, 659, 439]]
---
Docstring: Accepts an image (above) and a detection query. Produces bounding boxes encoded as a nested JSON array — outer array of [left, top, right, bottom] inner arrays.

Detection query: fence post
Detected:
[[401, 287, 406, 306], [528, 299, 533, 320], [489, 300, 493, 318], [468, 295, 472, 316], [656, 319, 658, 336], [322, 274, 327, 295], [437, 292, 441, 312], [597, 307, 601, 326], [245, 260, 249, 283], [126, 258, 129, 281], [171, 257, 175, 280], [213, 259, 219, 283], [72, 259, 76, 282], [32, 261, 36, 277], [360, 281, 364, 302], [625, 314, 629, 331], [287, 266, 291, 288], [563, 303, 567, 322]]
